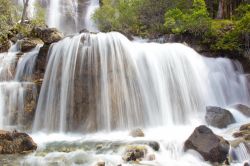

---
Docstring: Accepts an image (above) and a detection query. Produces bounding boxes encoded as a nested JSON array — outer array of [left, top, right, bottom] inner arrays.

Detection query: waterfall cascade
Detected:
[[33, 32, 250, 133], [0, 43, 40, 130], [1, 1, 249, 165]]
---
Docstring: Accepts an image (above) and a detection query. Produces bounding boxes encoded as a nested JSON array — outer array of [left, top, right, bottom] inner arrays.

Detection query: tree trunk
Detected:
[[21, 0, 29, 24]]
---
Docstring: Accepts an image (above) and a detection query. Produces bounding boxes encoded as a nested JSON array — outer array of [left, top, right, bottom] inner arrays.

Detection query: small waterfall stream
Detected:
[[0, 43, 40, 130]]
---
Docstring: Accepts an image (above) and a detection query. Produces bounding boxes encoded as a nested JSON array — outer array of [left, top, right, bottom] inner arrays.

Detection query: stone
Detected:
[[0, 40, 11, 53], [205, 106, 236, 128], [232, 104, 250, 117], [123, 145, 147, 162], [129, 128, 145, 137], [19, 38, 43, 52], [184, 125, 230, 163], [96, 161, 105, 166], [233, 123, 250, 141], [0, 130, 37, 154], [32, 27, 63, 45]]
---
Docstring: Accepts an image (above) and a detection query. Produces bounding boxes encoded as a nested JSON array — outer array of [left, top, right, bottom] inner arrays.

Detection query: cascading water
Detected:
[[46, 0, 99, 33], [33, 32, 250, 133], [0, 43, 40, 130]]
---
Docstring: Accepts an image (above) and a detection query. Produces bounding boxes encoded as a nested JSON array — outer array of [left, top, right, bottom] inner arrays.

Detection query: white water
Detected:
[[85, 0, 100, 32], [33, 32, 250, 133], [0, 44, 40, 130], [46, 0, 98, 33]]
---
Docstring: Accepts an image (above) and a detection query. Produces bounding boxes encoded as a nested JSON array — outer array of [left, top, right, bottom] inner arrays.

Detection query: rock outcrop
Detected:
[[19, 38, 43, 52], [205, 106, 235, 128], [0, 40, 11, 53], [32, 27, 63, 45], [0, 130, 37, 154], [184, 125, 230, 163]]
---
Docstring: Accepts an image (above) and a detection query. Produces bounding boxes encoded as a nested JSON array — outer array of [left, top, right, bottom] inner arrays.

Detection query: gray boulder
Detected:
[[205, 106, 235, 128], [184, 125, 230, 163]]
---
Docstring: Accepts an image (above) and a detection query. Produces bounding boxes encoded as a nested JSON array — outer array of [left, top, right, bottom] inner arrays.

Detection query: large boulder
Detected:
[[232, 104, 250, 117], [184, 125, 230, 163], [205, 106, 235, 128], [0, 130, 37, 154], [19, 38, 43, 52], [32, 27, 63, 45]]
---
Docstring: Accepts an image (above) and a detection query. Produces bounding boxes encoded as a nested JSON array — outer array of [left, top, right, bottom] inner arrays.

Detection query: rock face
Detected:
[[0, 40, 11, 53], [129, 128, 145, 137], [205, 106, 235, 128], [184, 125, 230, 163], [32, 27, 63, 45], [233, 104, 250, 117], [19, 38, 43, 52], [0, 130, 37, 154]]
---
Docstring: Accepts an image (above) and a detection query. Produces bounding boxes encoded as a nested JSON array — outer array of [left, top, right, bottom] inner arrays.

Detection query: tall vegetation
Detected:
[[94, 0, 250, 55]]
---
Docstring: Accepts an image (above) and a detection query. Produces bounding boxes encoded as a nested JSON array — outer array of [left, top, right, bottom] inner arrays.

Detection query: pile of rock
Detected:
[[0, 130, 37, 154]]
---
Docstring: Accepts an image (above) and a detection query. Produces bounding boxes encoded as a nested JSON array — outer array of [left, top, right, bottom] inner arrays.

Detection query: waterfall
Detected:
[[33, 32, 250, 133], [46, 0, 99, 33], [0, 44, 40, 130]]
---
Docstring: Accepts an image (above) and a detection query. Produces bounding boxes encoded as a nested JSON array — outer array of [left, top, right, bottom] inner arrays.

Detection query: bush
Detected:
[[164, 0, 211, 37]]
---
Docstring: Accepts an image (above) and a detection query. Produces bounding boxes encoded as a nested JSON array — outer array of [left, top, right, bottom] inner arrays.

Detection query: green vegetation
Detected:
[[94, 0, 250, 55], [0, 0, 46, 43]]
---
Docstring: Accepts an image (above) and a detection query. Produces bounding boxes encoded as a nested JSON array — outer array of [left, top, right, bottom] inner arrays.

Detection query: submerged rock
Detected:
[[123, 145, 147, 162], [0, 130, 37, 154], [32, 27, 63, 45], [184, 125, 230, 163], [232, 104, 250, 117], [129, 128, 145, 137], [205, 106, 235, 128], [233, 123, 250, 141]]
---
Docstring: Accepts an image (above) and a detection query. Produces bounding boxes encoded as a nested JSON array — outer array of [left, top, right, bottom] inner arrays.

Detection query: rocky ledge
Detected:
[[0, 130, 37, 154]]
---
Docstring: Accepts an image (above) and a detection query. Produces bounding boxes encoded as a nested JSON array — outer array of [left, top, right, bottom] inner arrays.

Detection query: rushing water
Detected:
[[46, 0, 99, 33], [1, 1, 249, 165], [33, 32, 250, 133], [0, 44, 40, 130]]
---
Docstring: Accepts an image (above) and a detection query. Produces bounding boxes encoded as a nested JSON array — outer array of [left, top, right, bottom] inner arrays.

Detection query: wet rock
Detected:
[[32, 27, 63, 44], [19, 38, 43, 52], [0, 130, 37, 154], [184, 125, 230, 163], [129, 128, 145, 137], [0, 40, 11, 53], [96, 161, 105, 166], [205, 106, 235, 128], [123, 145, 147, 162], [232, 104, 250, 117], [233, 123, 250, 141]]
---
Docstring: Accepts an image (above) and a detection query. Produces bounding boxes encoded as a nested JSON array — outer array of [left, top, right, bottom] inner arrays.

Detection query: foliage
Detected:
[[0, 0, 46, 44], [0, 0, 18, 42], [164, 0, 211, 37], [93, 0, 142, 34]]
